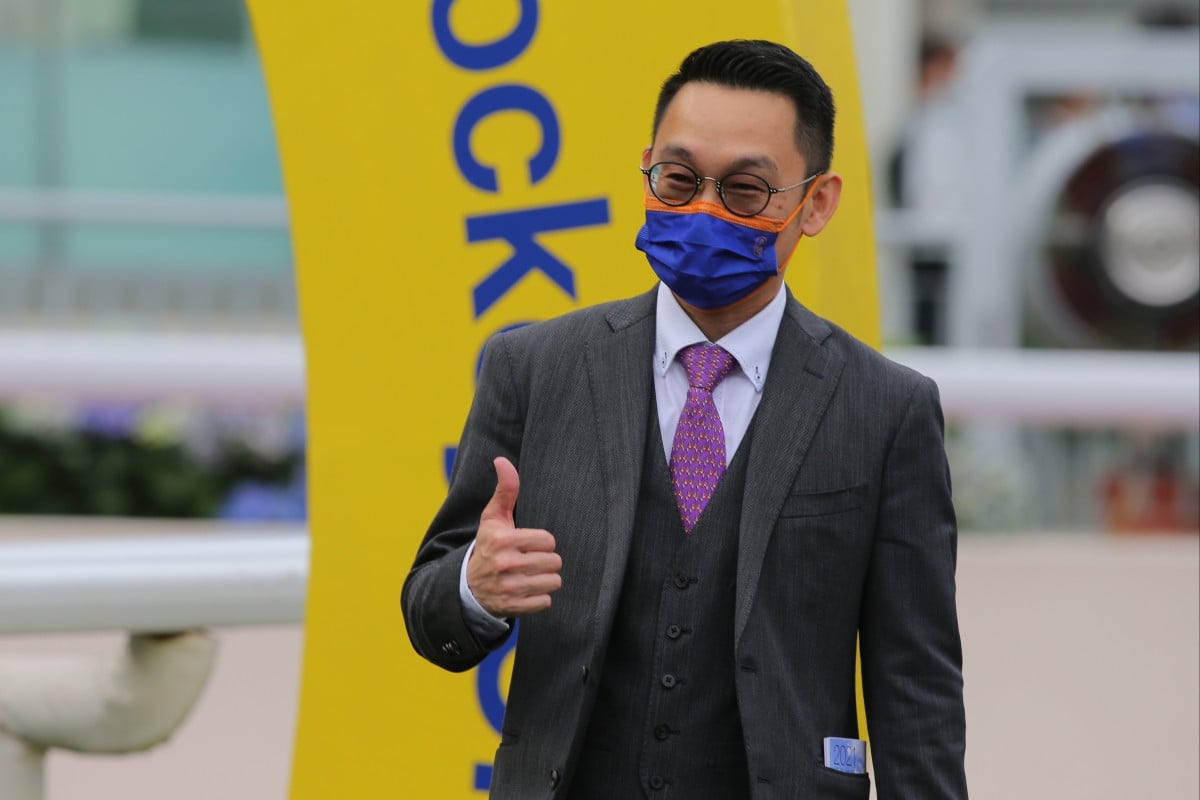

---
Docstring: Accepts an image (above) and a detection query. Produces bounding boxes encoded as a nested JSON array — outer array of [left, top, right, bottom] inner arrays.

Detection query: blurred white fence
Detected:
[[0, 528, 306, 635], [0, 328, 1195, 635], [0, 330, 1195, 426], [0, 331, 303, 406]]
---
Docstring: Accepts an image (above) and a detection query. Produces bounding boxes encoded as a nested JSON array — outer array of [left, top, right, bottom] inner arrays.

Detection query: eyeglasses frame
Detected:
[[640, 161, 822, 218]]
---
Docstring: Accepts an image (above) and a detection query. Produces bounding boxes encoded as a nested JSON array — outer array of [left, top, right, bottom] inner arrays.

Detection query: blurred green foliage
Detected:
[[0, 410, 301, 517]]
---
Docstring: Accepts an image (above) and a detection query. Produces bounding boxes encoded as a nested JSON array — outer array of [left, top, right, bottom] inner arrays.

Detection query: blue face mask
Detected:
[[634, 192, 813, 311]]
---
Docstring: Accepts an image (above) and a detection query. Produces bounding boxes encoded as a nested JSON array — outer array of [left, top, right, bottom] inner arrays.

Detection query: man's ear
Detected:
[[800, 172, 842, 237], [641, 146, 653, 169]]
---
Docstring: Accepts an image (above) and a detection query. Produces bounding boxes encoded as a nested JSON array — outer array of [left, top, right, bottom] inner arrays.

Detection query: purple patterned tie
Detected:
[[670, 344, 736, 534]]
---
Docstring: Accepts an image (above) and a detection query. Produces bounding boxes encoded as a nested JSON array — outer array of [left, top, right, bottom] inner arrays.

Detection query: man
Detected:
[[403, 39, 967, 799], [888, 35, 963, 345]]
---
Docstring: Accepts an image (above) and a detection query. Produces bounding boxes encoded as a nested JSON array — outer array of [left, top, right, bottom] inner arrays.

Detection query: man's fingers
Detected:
[[504, 594, 556, 616], [481, 456, 520, 525], [482, 546, 561, 577], [468, 543, 562, 615], [493, 571, 562, 617], [513, 528, 557, 553], [496, 570, 563, 596], [477, 525, 556, 555], [507, 551, 562, 577]]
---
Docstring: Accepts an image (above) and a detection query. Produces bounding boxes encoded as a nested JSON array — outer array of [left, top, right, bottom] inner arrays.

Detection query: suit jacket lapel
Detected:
[[585, 289, 656, 642], [735, 293, 845, 646]]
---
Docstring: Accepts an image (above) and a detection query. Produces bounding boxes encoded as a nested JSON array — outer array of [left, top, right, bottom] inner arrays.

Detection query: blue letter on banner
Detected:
[[468, 199, 610, 318], [453, 84, 560, 193], [432, 0, 539, 71]]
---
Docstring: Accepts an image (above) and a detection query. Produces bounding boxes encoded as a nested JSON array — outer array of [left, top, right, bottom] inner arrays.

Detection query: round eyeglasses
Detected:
[[640, 161, 821, 218]]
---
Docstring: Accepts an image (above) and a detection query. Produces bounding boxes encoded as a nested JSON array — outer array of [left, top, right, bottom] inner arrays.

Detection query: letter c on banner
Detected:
[[432, 0, 539, 71], [453, 85, 561, 192]]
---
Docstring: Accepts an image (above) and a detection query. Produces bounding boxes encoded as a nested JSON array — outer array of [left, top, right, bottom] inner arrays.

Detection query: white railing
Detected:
[[0, 529, 307, 636], [0, 330, 1195, 427], [1, 330, 1194, 641], [888, 346, 1199, 428], [0, 331, 303, 406], [1, 333, 1189, 636]]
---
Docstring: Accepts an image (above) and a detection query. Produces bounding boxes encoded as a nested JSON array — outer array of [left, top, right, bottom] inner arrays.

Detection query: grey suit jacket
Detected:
[[402, 288, 967, 799]]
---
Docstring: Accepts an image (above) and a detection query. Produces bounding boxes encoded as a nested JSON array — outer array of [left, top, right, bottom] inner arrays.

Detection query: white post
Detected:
[[0, 729, 44, 800], [0, 632, 218, 800]]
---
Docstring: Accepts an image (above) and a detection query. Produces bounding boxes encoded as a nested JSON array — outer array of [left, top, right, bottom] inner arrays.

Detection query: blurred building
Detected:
[[0, 0, 1196, 531], [882, 0, 1199, 532], [0, 0, 292, 332]]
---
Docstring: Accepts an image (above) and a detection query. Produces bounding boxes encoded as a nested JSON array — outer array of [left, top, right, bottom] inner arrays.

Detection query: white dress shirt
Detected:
[[652, 281, 785, 463], [459, 281, 787, 635]]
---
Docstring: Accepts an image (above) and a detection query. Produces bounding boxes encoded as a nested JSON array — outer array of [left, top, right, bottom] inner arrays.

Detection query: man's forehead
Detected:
[[656, 83, 798, 132], [652, 84, 803, 171]]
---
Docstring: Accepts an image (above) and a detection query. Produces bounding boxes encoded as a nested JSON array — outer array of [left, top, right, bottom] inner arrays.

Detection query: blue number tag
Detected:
[[823, 737, 867, 774]]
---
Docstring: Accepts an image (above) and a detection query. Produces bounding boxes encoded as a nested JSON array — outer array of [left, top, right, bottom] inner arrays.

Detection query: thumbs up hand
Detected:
[[467, 457, 563, 618]]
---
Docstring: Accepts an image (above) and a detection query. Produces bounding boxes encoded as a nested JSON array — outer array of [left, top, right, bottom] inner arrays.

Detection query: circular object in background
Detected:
[[1033, 127, 1199, 350], [1098, 180, 1199, 308]]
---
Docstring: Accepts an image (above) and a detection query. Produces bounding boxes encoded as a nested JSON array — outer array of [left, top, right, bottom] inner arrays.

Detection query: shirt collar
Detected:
[[653, 281, 786, 392]]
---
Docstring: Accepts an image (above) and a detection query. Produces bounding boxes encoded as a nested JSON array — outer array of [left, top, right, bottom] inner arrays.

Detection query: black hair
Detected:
[[652, 39, 836, 174]]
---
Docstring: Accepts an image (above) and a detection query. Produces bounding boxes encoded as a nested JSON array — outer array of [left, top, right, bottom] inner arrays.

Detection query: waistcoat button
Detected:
[[674, 573, 690, 589], [661, 673, 677, 689], [666, 624, 682, 639], [549, 768, 560, 789], [649, 775, 665, 790], [654, 723, 670, 740]]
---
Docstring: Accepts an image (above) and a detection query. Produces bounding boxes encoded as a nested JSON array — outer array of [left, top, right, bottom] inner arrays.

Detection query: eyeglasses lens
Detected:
[[648, 163, 698, 205], [647, 162, 771, 217]]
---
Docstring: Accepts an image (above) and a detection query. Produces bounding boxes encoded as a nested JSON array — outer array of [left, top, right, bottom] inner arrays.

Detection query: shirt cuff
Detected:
[[459, 539, 512, 639]]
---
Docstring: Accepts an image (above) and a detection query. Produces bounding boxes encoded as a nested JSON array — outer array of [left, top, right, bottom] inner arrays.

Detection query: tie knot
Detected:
[[679, 344, 735, 392]]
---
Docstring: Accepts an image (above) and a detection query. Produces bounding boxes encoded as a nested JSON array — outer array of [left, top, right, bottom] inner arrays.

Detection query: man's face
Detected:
[[644, 81, 813, 275]]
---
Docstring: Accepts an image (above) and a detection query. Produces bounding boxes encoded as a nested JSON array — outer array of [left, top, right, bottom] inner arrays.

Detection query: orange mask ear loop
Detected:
[[773, 174, 823, 269]]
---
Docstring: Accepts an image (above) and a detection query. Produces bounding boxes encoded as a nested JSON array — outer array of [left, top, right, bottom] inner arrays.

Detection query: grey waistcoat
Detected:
[[568, 411, 754, 800]]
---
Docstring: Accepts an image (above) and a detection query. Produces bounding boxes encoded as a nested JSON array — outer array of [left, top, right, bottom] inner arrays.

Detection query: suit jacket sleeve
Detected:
[[401, 331, 524, 672], [861, 376, 968, 798]]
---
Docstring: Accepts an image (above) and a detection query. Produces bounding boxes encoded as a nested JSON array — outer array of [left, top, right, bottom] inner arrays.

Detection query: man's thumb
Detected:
[[483, 456, 520, 523]]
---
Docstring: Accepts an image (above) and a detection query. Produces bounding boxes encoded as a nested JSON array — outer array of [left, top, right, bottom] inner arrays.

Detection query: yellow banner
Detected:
[[246, 2, 877, 796]]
